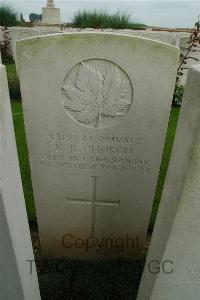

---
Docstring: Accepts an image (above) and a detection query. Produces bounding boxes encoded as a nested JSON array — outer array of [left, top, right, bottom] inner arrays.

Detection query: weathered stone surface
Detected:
[[39, 28, 62, 35], [114, 30, 176, 45], [10, 27, 39, 61], [61, 29, 177, 46], [0, 65, 40, 299], [137, 65, 200, 300], [143, 32, 177, 45], [175, 32, 191, 41], [17, 33, 178, 259]]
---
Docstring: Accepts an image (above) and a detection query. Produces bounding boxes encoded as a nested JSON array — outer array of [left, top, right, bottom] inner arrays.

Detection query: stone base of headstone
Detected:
[[42, 7, 61, 24]]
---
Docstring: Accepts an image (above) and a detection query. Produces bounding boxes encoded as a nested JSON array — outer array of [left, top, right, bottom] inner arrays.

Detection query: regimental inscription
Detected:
[[39, 133, 150, 174], [61, 59, 133, 129]]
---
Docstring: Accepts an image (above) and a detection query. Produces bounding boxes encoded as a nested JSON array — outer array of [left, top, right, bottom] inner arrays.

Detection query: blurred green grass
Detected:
[[6, 62, 17, 77], [11, 101, 36, 222], [6, 62, 21, 99], [150, 107, 180, 228], [72, 10, 146, 29]]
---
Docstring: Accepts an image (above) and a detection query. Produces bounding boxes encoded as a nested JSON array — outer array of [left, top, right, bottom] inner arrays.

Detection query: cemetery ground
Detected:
[[7, 60, 180, 299]]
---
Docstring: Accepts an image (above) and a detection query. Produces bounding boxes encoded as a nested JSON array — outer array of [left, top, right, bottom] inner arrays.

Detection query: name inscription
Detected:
[[39, 133, 150, 173]]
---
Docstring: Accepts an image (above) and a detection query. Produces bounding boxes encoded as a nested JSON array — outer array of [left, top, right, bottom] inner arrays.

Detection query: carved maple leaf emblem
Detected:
[[61, 62, 131, 128]]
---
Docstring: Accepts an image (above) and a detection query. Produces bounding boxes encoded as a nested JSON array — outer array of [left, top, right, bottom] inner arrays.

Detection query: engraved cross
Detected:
[[65, 176, 120, 238]]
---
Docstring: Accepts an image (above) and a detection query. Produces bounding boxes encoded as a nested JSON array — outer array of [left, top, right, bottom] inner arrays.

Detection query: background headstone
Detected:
[[39, 28, 62, 35], [137, 64, 200, 300], [10, 27, 40, 61], [174, 32, 191, 45], [17, 33, 178, 259], [136, 31, 176, 45], [0, 64, 40, 299], [117, 30, 177, 46], [177, 35, 200, 85]]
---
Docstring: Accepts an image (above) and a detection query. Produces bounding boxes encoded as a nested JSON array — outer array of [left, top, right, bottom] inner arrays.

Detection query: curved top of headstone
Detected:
[[9, 27, 40, 33], [16, 31, 179, 51], [17, 33, 179, 118], [17, 33, 179, 113], [16, 32, 179, 132]]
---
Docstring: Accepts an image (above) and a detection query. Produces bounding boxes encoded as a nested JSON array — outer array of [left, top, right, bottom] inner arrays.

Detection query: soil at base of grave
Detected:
[[31, 229, 150, 300]]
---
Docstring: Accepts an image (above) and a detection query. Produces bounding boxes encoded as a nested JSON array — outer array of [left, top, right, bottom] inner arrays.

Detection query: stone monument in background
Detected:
[[42, 0, 61, 24]]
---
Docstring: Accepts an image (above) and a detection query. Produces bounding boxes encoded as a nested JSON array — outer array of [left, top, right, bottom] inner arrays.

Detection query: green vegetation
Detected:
[[11, 102, 36, 222], [150, 107, 180, 228], [172, 84, 184, 107], [72, 10, 146, 29], [6, 63, 21, 99], [5, 62, 17, 78], [0, 5, 19, 26]]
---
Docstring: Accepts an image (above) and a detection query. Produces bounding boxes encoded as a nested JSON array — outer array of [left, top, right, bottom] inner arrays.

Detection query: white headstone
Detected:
[[42, 0, 61, 24], [142, 32, 177, 46], [17, 33, 179, 259], [137, 64, 200, 300], [10, 27, 40, 61], [177, 35, 200, 85], [175, 31, 191, 41], [0, 65, 40, 299], [118, 30, 176, 46], [39, 28, 62, 35]]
